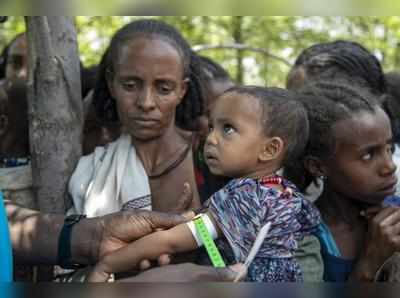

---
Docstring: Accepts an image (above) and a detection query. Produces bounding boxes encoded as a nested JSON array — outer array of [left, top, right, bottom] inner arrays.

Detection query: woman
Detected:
[[69, 19, 205, 217]]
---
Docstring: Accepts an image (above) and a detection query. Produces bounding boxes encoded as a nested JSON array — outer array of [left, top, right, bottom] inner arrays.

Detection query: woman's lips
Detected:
[[132, 118, 159, 127]]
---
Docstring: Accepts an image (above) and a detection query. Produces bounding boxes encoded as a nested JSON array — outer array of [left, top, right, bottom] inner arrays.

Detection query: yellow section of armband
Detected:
[[193, 215, 226, 268]]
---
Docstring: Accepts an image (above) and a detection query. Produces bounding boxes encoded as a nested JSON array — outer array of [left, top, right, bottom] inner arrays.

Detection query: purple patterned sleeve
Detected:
[[209, 178, 321, 263]]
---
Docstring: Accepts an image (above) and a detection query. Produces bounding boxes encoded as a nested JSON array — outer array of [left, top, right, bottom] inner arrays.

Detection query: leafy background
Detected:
[[2, 16, 400, 87]]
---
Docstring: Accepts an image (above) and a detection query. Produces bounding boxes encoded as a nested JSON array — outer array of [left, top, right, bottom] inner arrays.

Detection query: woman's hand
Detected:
[[95, 210, 189, 260], [353, 206, 400, 281]]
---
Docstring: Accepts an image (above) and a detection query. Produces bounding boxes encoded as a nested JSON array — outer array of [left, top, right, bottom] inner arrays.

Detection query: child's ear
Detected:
[[259, 137, 284, 162], [303, 156, 327, 178]]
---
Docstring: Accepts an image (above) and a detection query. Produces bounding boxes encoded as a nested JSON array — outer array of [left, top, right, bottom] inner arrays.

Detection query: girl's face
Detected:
[[322, 107, 397, 205], [204, 92, 268, 178], [107, 37, 187, 141]]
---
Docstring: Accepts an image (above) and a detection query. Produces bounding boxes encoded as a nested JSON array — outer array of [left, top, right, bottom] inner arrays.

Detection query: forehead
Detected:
[[332, 107, 391, 151], [114, 37, 184, 76], [211, 92, 263, 122]]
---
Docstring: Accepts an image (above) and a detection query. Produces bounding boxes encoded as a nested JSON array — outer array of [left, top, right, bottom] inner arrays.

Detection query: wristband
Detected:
[[57, 214, 87, 269], [192, 214, 226, 268]]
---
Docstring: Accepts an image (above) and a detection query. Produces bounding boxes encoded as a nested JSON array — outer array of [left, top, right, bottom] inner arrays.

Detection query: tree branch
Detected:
[[193, 43, 292, 67]]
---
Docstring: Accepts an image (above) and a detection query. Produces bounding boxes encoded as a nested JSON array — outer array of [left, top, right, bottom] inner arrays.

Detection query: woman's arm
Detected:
[[6, 201, 71, 265], [5, 201, 187, 266]]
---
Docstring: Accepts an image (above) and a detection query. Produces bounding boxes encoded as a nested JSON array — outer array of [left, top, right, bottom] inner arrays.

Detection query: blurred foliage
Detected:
[[3, 16, 400, 87]]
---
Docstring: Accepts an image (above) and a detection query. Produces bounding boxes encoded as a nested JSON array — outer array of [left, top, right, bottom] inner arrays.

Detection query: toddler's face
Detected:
[[204, 92, 267, 178], [322, 107, 397, 205]]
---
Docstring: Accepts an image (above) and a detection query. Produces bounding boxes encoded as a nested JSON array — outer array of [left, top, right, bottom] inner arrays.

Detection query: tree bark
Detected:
[[233, 16, 244, 84], [25, 16, 83, 214]]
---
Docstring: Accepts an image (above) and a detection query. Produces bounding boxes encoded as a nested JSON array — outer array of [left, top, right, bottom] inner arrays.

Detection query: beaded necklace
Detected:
[[259, 175, 293, 199]]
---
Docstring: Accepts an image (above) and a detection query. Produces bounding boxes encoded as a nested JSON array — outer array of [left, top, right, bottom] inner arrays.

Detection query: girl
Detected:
[[285, 81, 400, 281], [87, 86, 321, 282], [286, 40, 400, 201]]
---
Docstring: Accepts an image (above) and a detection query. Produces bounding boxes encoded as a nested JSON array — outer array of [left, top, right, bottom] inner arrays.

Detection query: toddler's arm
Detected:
[[88, 212, 220, 282]]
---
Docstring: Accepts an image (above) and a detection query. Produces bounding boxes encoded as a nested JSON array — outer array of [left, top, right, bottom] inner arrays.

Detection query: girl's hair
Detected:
[[0, 32, 25, 80], [284, 81, 381, 192], [93, 19, 206, 131], [225, 86, 309, 167], [287, 40, 386, 95], [287, 40, 400, 145]]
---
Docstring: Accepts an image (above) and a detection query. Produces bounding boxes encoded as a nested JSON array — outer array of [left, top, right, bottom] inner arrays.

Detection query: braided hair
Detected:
[[284, 81, 381, 192], [93, 19, 206, 131], [287, 40, 400, 145], [287, 40, 386, 96]]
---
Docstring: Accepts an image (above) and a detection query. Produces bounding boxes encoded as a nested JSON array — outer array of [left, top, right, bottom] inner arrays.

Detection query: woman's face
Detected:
[[321, 107, 397, 205], [5, 34, 28, 82], [107, 37, 187, 141]]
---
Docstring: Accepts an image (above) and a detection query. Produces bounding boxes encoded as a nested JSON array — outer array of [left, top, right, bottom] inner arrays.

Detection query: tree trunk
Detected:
[[233, 16, 244, 84], [25, 16, 83, 214]]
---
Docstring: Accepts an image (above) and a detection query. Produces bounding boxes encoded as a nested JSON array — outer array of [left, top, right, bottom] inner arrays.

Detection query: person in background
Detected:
[[285, 81, 400, 281], [0, 33, 28, 84]]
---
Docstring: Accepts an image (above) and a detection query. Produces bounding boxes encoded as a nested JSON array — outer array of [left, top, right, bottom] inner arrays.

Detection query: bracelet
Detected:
[[57, 214, 87, 269], [192, 214, 226, 268]]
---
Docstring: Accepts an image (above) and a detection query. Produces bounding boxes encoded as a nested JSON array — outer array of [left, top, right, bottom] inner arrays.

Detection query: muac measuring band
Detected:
[[192, 214, 226, 268]]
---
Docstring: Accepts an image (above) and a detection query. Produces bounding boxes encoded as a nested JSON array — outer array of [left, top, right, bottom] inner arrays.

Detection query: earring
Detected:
[[319, 175, 327, 181]]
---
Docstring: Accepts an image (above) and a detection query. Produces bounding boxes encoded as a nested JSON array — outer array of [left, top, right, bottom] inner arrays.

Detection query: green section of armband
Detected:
[[193, 215, 226, 268]]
